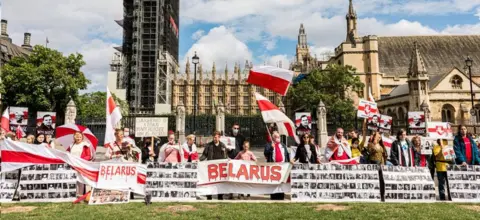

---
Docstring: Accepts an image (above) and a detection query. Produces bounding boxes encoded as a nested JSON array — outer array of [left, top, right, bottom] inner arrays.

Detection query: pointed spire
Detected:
[[244, 60, 250, 71], [299, 23, 305, 34], [198, 63, 203, 81], [224, 62, 228, 80], [212, 62, 216, 80], [185, 57, 191, 80], [347, 0, 356, 18], [408, 42, 427, 77]]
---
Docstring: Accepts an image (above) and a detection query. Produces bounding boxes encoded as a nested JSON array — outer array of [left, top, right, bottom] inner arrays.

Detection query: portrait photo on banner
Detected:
[[408, 112, 426, 135], [295, 112, 312, 136], [36, 112, 57, 136], [378, 115, 392, 133], [146, 162, 198, 201], [8, 106, 28, 132], [367, 114, 381, 131]]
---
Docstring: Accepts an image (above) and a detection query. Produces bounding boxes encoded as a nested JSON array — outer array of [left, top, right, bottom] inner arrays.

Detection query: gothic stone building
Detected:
[[292, 0, 480, 127], [170, 60, 284, 115]]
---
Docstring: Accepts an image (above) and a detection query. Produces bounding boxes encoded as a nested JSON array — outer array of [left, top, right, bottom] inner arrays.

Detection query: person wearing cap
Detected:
[[453, 125, 480, 166], [158, 131, 183, 163]]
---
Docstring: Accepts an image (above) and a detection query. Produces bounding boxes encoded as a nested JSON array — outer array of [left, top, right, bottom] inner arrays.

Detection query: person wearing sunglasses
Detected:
[[292, 134, 319, 164]]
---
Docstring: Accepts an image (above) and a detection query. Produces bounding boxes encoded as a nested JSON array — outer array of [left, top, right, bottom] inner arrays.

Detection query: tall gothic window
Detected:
[[450, 75, 463, 89], [441, 104, 456, 123]]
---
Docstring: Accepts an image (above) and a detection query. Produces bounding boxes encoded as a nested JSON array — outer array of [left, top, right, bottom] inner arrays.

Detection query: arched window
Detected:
[[441, 104, 456, 123], [450, 75, 463, 89]]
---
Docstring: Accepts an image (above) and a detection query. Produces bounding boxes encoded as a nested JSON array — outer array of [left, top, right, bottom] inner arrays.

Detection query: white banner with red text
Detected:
[[196, 159, 292, 195]]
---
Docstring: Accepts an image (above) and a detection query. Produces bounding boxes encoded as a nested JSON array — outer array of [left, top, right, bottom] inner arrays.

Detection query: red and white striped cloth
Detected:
[[1, 108, 10, 132], [15, 125, 25, 140], [105, 87, 122, 147], [255, 93, 299, 143], [0, 139, 146, 194], [247, 66, 294, 96]]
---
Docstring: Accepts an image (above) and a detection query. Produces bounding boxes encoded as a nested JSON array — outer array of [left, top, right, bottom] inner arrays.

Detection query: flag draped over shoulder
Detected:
[[105, 87, 122, 147], [254, 93, 299, 143], [1, 108, 9, 132], [247, 66, 294, 96]]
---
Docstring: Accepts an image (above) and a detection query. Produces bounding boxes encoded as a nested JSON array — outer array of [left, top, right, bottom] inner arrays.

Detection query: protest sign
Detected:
[[295, 112, 312, 136], [220, 136, 236, 150], [8, 106, 28, 133], [134, 117, 168, 137], [367, 114, 381, 131], [89, 188, 130, 205], [196, 160, 291, 195], [291, 164, 381, 202], [408, 112, 426, 135], [357, 99, 378, 119], [420, 137, 435, 155], [0, 165, 19, 203], [97, 162, 146, 194], [146, 162, 197, 201], [427, 122, 453, 139], [378, 115, 392, 133], [382, 166, 436, 203], [447, 165, 480, 202], [18, 164, 77, 202], [36, 111, 56, 136]]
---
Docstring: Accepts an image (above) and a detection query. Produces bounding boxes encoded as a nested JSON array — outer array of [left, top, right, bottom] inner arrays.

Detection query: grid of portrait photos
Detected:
[[447, 165, 480, 202], [18, 164, 77, 202], [382, 166, 436, 203], [291, 164, 382, 202], [89, 188, 130, 205], [0, 165, 19, 202], [146, 162, 198, 201]]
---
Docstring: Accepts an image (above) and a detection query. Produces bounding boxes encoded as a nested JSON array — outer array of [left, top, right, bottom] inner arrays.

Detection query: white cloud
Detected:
[[182, 26, 253, 74], [191, 30, 205, 40], [2, 0, 123, 92]]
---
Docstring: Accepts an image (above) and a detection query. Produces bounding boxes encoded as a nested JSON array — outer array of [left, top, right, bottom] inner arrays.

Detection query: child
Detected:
[[235, 141, 256, 199], [433, 139, 452, 201]]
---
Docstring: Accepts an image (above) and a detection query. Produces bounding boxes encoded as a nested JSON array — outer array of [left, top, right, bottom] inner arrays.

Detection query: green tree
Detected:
[[1, 46, 89, 116], [77, 91, 128, 119], [288, 64, 364, 129]]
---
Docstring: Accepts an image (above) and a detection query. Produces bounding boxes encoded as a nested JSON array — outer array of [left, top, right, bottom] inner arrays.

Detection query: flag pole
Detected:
[[265, 124, 273, 143]]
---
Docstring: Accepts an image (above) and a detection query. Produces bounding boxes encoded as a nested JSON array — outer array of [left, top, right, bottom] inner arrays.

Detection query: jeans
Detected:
[[437, 171, 449, 201]]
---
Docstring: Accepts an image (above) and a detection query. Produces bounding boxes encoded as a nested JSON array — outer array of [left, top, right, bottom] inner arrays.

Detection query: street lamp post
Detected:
[[465, 56, 476, 134], [192, 52, 200, 134]]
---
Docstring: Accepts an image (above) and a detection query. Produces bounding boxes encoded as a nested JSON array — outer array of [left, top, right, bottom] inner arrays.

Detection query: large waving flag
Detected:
[[247, 66, 294, 96], [255, 93, 299, 143], [1, 108, 10, 132], [368, 86, 375, 103], [105, 87, 122, 147]]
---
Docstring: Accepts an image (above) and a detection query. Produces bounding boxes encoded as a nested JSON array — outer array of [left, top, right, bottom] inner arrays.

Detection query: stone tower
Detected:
[[407, 42, 430, 111], [296, 23, 309, 68], [346, 0, 358, 44]]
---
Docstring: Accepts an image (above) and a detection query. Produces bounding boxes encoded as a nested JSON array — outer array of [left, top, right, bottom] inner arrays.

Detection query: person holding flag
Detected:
[[326, 128, 358, 164], [263, 131, 290, 200]]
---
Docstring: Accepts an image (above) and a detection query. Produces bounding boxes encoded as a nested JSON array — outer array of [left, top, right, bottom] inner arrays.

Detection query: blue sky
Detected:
[[2, 0, 480, 92]]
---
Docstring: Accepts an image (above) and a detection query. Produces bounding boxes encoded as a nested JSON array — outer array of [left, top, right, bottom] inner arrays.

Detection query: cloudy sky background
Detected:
[[2, 0, 480, 92]]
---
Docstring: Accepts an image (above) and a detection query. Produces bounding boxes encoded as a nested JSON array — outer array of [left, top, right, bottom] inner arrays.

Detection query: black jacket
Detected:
[[264, 143, 290, 163], [294, 144, 318, 164], [226, 132, 246, 159], [141, 140, 160, 164], [389, 139, 414, 166], [200, 141, 228, 161]]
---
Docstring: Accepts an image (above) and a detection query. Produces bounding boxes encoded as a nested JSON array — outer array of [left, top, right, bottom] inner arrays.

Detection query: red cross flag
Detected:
[[357, 99, 378, 119], [427, 122, 453, 139]]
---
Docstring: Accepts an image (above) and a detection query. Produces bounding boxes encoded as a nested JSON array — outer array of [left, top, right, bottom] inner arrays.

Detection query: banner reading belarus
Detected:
[[197, 160, 291, 195], [97, 162, 146, 193]]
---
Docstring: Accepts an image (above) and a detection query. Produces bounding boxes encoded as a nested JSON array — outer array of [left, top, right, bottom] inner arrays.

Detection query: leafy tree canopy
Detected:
[[1, 45, 89, 114], [77, 91, 128, 119], [288, 64, 364, 128]]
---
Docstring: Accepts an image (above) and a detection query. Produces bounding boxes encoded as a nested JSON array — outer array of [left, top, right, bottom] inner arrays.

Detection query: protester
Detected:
[[45, 134, 55, 149], [227, 123, 245, 159], [26, 135, 35, 144], [433, 139, 452, 201], [367, 131, 387, 165], [266, 123, 276, 143], [141, 137, 160, 164], [326, 128, 353, 162], [34, 134, 48, 147], [105, 129, 141, 162], [235, 140, 256, 200], [183, 134, 199, 162], [158, 131, 183, 163], [411, 136, 430, 167], [348, 119, 367, 162], [264, 131, 290, 200], [200, 131, 228, 200], [66, 131, 93, 197], [293, 134, 318, 164], [309, 135, 324, 163], [453, 125, 480, 165], [390, 129, 414, 166]]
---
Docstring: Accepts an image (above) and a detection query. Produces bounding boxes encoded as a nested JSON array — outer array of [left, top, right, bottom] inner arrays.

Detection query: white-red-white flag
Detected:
[[255, 93, 299, 143], [15, 125, 25, 139], [1, 108, 10, 132], [247, 66, 294, 96], [105, 87, 122, 147], [368, 87, 375, 102]]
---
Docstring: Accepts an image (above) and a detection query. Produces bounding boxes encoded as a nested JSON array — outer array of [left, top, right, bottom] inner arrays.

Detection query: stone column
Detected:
[[65, 98, 77, 124], [216, 101, 225, 134], [176, 101, 186, 143], [421, 100, 431, 122], [317, 100, 328, 148]]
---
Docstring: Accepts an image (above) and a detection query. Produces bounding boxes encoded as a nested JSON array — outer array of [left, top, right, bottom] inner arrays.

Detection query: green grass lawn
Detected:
[[1, 202, 479, 220]]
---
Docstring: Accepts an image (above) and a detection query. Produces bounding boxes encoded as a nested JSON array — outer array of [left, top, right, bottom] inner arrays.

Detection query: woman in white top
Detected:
[[182, 134, 198, 162], [66, 131, 93, 197]]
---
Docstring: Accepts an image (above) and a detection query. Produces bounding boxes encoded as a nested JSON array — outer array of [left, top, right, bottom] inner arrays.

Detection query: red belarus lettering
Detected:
[[208, 164, 219, 181], [207, 163, 284, 182], [249, 165, 260, 180], [101, 165, 137, 180], [236, 164, 249, 180], [270, 166, 281, 181], [219, 163, 228, 178]]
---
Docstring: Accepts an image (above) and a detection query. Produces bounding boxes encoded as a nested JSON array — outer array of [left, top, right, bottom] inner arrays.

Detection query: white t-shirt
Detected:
[[400, 140, 409, 166], [70, 142, 89, 157]]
